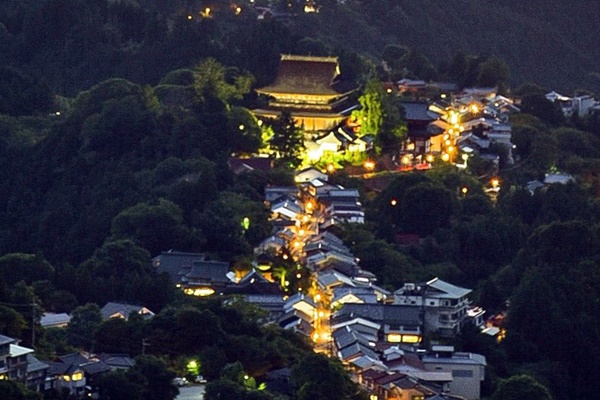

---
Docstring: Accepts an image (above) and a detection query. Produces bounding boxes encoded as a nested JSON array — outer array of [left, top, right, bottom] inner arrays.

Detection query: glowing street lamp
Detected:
[[363, 160, 376, 171], [448, 111, 459, 125]]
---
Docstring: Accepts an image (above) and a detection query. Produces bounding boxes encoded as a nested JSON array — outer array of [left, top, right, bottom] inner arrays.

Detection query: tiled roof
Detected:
[[152, 251, 207, 282], [335, 303, 422, 326], [0, 334, 16, 345], [81, 360, 112, 375], [184, 260, 230, 283], [257, 55, 356, 96], [40, 312, 71, 327], [425, 278, 471, 298], [26, 354, 49, 373], [401, 101, 437, 122], [100, 302, 153, 320], [59, 353, 89, 366], [97, 354, 135, 369]]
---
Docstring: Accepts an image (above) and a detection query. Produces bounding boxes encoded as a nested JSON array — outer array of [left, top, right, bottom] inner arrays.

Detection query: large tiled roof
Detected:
[[336, 303, 422, 326], [152, 251, 207, 282], [185, 260, 230, 283], [257, 55, 356, 96], [400, 101, 438, 122]]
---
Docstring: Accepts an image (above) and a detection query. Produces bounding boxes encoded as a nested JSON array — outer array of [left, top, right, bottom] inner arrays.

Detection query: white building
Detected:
[[393, 278, 473, 337], [422, 346, 486, 400]]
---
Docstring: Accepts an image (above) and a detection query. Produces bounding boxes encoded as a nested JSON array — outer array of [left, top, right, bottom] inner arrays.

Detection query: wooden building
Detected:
[[254, 55, 358, 132]]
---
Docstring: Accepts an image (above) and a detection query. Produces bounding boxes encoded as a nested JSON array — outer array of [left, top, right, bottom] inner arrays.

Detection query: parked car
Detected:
[[173, 377, 188, 387]]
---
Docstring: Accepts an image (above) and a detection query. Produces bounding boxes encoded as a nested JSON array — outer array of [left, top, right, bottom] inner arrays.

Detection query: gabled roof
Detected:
[[40, 312, 71, 328], [295, 167, 328, 183], [316, 269, 356, 288], [338, 342, 379, 362], [26, 354, 49, 373], [152, 250, 207, 282], [374, 371, 408, 385], [97, 354, 135, 369], [332, 287, 386, 304], [256, 54, 356, 97], [47, 361, 81, 375], [271, 198, 302, 216], [10, 344, 33, 357], [545, 91, 571, 102], [100, 302, 154, 320], [81, 360, 112, 376], [284, 293, 316, 311], [265, 186, 298, 203], [335, 303, 422, 326], [59, 353, 89, 366], [227, 270, 283, 295], [384, 353, 426, 372], [425, 278, 471, 299], [184, 260, 230, 284], [333, 326, 375, 350], [363, 367, 389, 381], [228, 157, 272, 175], [401, 101, 439, 122], [0, 334, 16, 346], [350, 355, 387, 370]]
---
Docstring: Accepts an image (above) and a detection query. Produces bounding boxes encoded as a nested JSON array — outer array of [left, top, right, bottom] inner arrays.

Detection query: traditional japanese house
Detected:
[[254, 55, 358, 132]]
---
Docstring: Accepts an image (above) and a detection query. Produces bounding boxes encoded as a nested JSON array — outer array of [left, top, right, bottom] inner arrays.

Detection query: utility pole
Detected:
[[31, 302, 36, 348]]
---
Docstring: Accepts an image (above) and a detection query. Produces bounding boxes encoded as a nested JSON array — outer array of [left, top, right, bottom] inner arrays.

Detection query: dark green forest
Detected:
[[1, 0, 599, 96], [1, 1, 600, 400]]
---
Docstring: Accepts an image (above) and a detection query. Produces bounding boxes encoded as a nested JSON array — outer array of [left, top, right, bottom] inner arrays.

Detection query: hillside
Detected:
[[1, 0, 599, 95]]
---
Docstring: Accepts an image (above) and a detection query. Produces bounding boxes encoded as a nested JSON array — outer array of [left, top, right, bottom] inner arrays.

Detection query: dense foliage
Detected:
[[1, 2, 600, 400]]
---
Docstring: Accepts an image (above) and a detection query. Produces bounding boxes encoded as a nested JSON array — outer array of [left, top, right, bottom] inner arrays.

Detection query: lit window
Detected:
[[401, 335, 421, 344], [387, 334, 402, 343], [72, 372, 83, 381]]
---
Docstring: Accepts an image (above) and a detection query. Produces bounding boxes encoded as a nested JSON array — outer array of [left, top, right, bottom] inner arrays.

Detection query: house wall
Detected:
[[422, 359, 484, 400], [393, 294, 470, 337]]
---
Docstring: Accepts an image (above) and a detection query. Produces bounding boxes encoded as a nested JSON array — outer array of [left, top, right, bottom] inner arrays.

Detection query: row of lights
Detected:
[[187, 5, 243, 20]]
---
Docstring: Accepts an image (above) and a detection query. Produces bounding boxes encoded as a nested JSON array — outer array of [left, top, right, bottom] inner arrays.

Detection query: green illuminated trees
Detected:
[[353, 79, 406, 152]]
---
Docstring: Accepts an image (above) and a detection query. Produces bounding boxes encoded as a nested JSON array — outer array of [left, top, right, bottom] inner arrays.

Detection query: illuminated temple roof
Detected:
[[256, 54, 357, 97]]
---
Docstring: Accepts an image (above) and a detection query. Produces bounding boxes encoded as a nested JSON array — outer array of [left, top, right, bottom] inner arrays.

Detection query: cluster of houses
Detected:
[[150, 163, 489, 400], [256, 168, 487, 400], [248, 54, 521, 176], [545, 90, 600, 117], [1, 303, 146, 397], [396, 83, 519, 171]]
